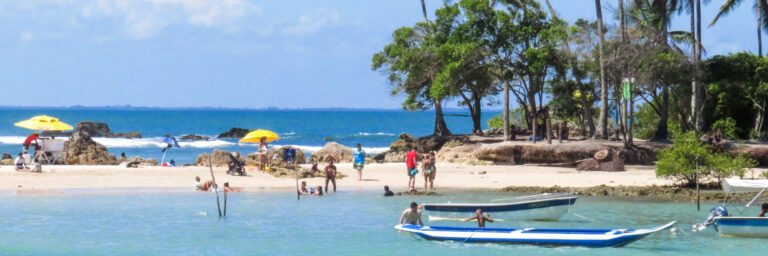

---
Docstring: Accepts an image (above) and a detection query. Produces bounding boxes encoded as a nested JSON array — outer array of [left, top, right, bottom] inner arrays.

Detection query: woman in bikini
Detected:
[[422, 152, 436, 190]]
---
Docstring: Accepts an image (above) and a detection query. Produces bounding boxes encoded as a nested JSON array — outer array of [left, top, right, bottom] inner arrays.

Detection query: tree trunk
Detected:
[[690, 0, 700, 132], [653, 84, 670, 141], [420, 0, 429, 23], [695, 0, 704, 132], [528, 80, 538, 144], [757, 0, 763, 58], [504, 82, 510, 141], [433, 98, 451, 136], [594, 0, 609, 140], [472, 96, 483, 135], [629, 86, 635, 146], [579, 83, 596, 136]]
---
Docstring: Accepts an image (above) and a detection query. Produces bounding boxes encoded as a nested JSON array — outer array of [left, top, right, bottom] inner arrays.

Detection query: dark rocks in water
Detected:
[[324, 136, 333, 141], [181, 134, 209, 141], [115, 132, 142, 139], [1, 153, 11, 160], [396, 190, 439, 196], [63, 131, 118, 165], [500, 185, 749, 202], [76, 121, 115, 137], [217, 128, 251, 138]]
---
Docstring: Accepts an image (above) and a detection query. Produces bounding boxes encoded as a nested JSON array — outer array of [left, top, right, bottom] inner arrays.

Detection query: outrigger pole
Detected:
[[209, 156, 222, 218]]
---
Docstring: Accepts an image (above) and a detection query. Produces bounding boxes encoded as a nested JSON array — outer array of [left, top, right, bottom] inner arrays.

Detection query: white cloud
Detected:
[[6, 0, 261, 39], [282, 8, 340, 36]]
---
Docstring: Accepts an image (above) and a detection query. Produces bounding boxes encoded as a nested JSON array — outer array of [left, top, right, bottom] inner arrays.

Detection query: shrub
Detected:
[[488, 107, 526, 129], [655, 130, 756, 186]]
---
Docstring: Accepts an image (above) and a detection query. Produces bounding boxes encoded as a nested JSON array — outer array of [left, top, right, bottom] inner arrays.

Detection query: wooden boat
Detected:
[[695, 178, 768, 237], [422, 193, 578, 222], [394, 222, 675, 248]]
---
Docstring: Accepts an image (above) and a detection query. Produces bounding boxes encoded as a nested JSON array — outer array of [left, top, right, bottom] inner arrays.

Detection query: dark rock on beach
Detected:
[[217, 128, 251, 138], [195, 149, 243, 167], [310, 142, 354, 163], [1, 153, 11, 160], [63, 131, 118, 165], [180, 134, 209, 141]]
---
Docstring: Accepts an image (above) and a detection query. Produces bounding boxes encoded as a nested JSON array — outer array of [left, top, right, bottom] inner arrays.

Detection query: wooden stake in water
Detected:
[[223, 191, 227, 217], [296, 164, 300, 201], [696, 156, 700, 211], [209, 156, 222, 218]]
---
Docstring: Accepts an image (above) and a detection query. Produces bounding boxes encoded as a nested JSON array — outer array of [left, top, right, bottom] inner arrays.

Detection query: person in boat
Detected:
[[760, 203, 768, 217], [405, 148, 419, 191], [353, 143, 366, 181], [222, 182, 236, 193], [399, 202, 423, 226], [298, 181, 311, 195], [14, 153, 31, 172], [422, 152, 436, 190], [464, 209, 494, 227], [194, 176, 216, 191], [384, 185, 394, 197], [324, 158, 337, 193], [22, 131, 40, 154], [312, 186, 324, 196]]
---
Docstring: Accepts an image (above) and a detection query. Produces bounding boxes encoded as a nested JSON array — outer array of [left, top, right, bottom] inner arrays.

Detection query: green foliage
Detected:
[[487, 107, 526, 129], [634, 103, 659, 140], [656, 130, 757, 186], [711, 118, 738, 140]]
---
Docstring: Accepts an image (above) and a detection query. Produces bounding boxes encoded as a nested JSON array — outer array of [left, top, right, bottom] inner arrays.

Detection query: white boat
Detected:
[[422, 193, 578, 222], [694, 178, 768, 237], [395, 222, 675, 247]]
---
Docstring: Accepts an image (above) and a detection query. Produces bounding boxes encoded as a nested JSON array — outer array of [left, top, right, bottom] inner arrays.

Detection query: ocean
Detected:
[[0, 189, 762, 255], [0, 108, 498, 164]]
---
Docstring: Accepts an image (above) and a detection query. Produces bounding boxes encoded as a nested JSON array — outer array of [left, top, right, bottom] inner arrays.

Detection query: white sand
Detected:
[[0, 163, 680, 192]]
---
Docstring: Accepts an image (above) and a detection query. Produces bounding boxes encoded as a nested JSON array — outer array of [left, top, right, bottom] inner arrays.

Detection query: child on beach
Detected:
[[422, 152, 436, 190], [384, 185, 394, 196], [312, 186, 324, 196], [14, 153, 30, 172], [324, 159, 337, 193], [354, 143, 366, 181]]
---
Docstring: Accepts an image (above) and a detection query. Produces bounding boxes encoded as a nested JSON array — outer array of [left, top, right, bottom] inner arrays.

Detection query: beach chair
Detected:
[[36, 139, 65, 164]]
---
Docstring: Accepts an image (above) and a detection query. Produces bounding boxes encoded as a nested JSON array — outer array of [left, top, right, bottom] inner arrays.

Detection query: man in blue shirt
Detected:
[[353, 143, 366, 181]]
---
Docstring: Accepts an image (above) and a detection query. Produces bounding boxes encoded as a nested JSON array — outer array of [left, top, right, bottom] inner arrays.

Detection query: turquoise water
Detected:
[[0, 189, 765, 255], [0, 108, 497, 164]]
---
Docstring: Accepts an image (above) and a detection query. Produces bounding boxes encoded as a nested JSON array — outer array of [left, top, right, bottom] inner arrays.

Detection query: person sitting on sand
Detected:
[[422, 152, 436, 190], [14, 153, 30, 172], [194, 176, 216, 191], [464, 209, 494, 227], [384, 185, 394, 197], [298, 181, 311, 195], [760, 203, 768, 217], [222, 182, 235, 193], [399, 202, 423, 225], [710, 128, 725, 146], [406, 148, 419, 191], [312, 186, 324, 196], [324, 158, 337, 193]]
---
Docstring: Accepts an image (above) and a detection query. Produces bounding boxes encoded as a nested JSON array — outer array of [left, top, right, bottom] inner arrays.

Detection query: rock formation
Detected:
[[119, 156, 158, 167], [217, 128, 251, 138], [310, 142, 354, 163], [181, 134, 209, 141], [195, 149, 244, 167], [1, 153, 11, 160], [115, 132, 142, 139], [245, 146, 306, 167], [63, 131, 118, 165]]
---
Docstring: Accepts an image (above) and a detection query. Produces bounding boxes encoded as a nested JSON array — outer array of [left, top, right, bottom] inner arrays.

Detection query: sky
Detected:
[[0, 0, 761, 109]]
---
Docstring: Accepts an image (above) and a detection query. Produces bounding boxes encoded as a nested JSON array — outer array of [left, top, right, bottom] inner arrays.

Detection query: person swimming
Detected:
[[464, 209, 494, 227], [384, 185, 394, 197], [299, 181, 310, 195], [759, 203, 768, 217], [312, 186, 324, 196], [399, 202, 423, 225]]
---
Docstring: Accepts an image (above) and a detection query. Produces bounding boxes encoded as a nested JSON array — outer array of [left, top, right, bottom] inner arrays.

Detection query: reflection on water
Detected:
[[0, 189, 764, 255]]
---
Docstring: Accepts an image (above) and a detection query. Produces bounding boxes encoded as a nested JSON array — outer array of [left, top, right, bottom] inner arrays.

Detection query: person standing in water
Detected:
[[464, 209, 494, 227], [324, 158, 337, 193], [405, 148, 419, 191], [422, 152, 436, 190], [353, 144, 366, 181], [258, 137, 268, 171], [399, 202, 423, 225]]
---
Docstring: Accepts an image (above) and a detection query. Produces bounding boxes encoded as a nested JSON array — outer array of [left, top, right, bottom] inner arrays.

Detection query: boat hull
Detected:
[[423, 196, 577, 221], [715, 217, 768, 237], [395, 222, 675, 248]]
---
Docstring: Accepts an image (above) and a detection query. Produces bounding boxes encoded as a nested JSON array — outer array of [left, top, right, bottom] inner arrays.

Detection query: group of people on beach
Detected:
[[399, 202, 494, 227], [405, 148, 437, 191], [194, 176, 235, 193], [13, 131, 47, 173]]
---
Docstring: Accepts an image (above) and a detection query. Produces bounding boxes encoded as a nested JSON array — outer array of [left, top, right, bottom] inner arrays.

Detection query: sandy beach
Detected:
[[0, 163, 681, 192]]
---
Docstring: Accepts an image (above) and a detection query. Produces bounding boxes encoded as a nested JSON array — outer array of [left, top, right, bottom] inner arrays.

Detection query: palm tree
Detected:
[[595, 0, 609, 140], [709, 0, 768, 57]]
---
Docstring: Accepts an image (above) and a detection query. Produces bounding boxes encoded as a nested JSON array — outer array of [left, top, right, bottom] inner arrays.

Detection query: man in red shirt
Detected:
[[23, 131, 40, 153], [406, 148, 419, 191]]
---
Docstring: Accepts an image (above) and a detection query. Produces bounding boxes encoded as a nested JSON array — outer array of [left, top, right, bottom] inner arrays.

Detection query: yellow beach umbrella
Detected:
[[239, 129, 280, 143], [14, 115, 74, 131]]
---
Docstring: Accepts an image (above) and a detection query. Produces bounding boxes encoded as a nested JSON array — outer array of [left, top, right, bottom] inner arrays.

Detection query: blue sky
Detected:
[[0, 0, 760, 109]]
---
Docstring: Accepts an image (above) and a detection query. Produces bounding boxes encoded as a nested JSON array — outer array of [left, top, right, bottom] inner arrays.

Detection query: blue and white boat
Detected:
[[422, 193, 578, 222], [694, 178, 768, 237], [395, 222, 675, 247]]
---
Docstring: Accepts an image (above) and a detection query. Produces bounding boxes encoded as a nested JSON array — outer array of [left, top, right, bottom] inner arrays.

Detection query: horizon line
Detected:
[[0, 105, 506, 112]]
